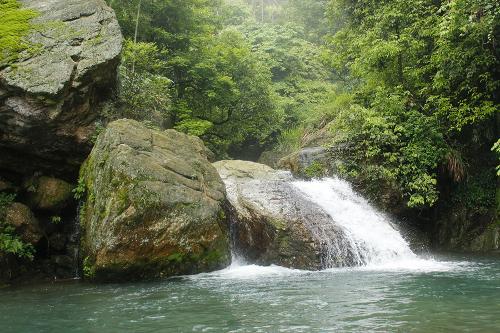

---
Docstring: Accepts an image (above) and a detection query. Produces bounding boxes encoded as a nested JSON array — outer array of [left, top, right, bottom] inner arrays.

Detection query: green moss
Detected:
[[303, 160, 326, 179], [166, 252, 185, 263], [201, 248, 226, 265], [0, 0, 39, 67], [268, 218, 287, 231], [217, 209, 226, 221], [115, 186, 130, 212], [90, 247, 229, 282]]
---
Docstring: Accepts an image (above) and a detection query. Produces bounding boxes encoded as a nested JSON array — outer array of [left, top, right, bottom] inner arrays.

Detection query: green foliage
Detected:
[[240, 23, 335, 123], [451, 169, 497, 215], [319, 0, 499, 210], [50, 216, 62, 224], [275, 127, 303, 155], [328, 91, 446, 207], [106, 0, 497, 216], [108, 0, 283, 158], [73, 177, 86, 200], [115, 40, 172, 125], [0, 193, 34, 260], [304, 161, 326, 179], [82, 256, 95, 279], [0, 0, 38, 67], [493, 139, 500, 176], [285, 0, 330, 41]]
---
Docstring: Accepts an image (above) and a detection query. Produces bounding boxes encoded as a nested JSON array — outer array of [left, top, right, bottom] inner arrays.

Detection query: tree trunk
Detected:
[[132, 0, 142, 75]]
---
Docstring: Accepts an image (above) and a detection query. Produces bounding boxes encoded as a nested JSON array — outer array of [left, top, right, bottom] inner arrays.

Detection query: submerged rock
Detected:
[[80, 119, 230, 281], [214, 160, 356, 270], [0, 0, 123, 179]]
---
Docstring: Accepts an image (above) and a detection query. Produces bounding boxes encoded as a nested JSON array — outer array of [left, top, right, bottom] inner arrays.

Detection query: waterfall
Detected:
[[292, 177, 416, 266], [67, 204, 82, 279]]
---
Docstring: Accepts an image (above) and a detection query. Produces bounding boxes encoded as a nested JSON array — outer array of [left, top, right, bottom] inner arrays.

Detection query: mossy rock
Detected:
[[79, 119, 230, 281], [278, 147, 329, 178], [25, 176, 73, 211], [5, 202, 42, 244]]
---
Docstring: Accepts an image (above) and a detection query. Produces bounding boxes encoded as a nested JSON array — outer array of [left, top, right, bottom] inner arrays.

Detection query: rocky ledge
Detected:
[[0, 0, 123, 179]]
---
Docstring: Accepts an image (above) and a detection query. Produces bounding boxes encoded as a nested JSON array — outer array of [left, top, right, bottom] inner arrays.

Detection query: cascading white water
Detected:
[[292, 177, 417, 266]]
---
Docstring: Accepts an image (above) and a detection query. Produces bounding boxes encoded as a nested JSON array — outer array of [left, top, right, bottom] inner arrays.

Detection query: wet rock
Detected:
[[51, 255, 74, 269], [435, 203, 500, 252], [278, 147, 328, 177], [214, 160, 356, 269], [80, 119, 230, 281], [0, 0, 123, 179], [470, 226, 499, 252]]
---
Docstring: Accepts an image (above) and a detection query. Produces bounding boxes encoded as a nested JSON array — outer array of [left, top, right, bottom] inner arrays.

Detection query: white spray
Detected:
[[292, 177, 416, 266]]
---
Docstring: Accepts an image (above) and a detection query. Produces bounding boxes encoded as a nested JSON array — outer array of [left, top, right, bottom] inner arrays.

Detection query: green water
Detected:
[[1, 254, 499, 333]]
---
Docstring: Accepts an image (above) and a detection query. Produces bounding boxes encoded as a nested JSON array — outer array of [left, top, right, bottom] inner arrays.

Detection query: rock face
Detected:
[[278, 147, 329, 177], [434, 204, 500, 252], [0, 0, 123, 179], [80, 119, 230, 281], [214, 160, 356, 269]]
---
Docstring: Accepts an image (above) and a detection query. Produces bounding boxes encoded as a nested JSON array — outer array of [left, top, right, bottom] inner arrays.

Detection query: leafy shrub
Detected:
[[0, 193, 34, 260], [327, 91, 446, 208]]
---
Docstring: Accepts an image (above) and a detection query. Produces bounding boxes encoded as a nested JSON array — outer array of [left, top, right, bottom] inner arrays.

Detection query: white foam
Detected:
[[292, 177, 417, 265], [190, 261, 305, 280]]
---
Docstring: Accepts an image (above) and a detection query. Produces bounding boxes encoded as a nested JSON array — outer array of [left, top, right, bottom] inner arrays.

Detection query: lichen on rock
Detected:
[[0, 0, 123, 179], [79, 119, 230, 281]]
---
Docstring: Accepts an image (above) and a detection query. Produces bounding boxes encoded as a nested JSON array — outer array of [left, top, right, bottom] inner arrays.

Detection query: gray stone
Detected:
[[0, 0, 123, 178], [279, 147, 328, 177], [80, 119, 230, 281], [214, 160, 357, 269]]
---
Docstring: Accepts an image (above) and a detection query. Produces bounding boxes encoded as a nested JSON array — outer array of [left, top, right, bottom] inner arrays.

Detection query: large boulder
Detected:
[[80, 119, 230, 281], [214, 160, 356, 269], [0, 0, 123, 179]]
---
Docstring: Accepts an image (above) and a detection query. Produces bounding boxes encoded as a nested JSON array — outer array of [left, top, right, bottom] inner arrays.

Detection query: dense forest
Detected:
[[104, 0, 498, 214]]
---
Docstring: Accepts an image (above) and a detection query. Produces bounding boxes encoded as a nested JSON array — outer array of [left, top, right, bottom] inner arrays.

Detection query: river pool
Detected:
[[1, 254, 499, 332]]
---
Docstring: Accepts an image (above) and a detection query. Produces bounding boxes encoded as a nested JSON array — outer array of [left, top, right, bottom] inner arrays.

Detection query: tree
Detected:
[[322, 0, 499, 208], [107, 0, 282, 157]]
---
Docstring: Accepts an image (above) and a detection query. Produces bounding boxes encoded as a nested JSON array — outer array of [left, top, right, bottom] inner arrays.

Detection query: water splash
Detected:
[[292, 177, 416, 266]]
